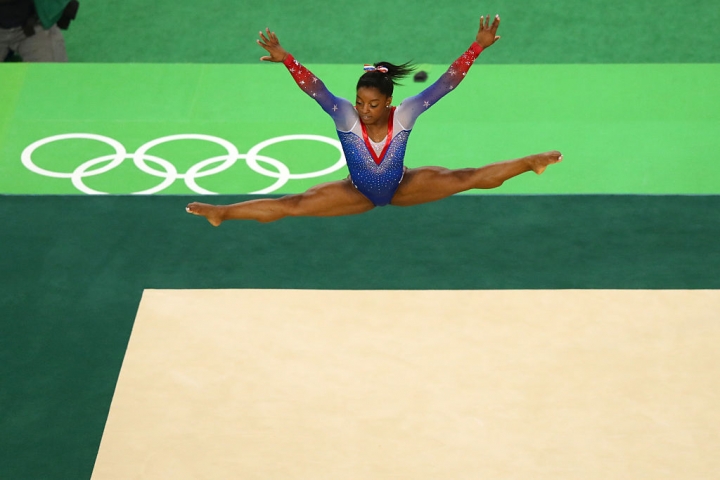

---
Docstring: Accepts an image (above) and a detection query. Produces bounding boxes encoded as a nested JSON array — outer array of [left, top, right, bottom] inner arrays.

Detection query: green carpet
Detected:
[[62, 0, 720, 64]]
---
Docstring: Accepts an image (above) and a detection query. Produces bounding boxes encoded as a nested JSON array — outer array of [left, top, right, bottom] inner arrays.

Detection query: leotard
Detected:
[[283, 42, 483, 206]]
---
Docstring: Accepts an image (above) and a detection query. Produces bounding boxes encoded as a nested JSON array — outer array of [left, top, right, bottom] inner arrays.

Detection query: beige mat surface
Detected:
[[92, 290, 720, 479]]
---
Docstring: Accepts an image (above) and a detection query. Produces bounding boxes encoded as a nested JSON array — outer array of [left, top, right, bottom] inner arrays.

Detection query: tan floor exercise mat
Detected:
[[92, 290, 720, 479]]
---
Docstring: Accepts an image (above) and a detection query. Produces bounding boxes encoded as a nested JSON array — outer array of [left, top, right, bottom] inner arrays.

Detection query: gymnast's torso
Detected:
[[336, 107, 410, 206]]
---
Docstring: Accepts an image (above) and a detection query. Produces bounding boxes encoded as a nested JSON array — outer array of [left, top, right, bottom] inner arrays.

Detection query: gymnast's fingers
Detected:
[[491, 15, 500, 33], [259, 30, 270, 44]]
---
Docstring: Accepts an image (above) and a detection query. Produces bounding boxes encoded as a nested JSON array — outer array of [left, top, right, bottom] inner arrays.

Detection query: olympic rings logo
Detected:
[[21, 133, 346, 195]]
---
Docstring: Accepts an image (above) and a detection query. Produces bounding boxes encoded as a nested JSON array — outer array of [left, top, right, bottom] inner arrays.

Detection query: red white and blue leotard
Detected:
[[283, 42, 484, 206]]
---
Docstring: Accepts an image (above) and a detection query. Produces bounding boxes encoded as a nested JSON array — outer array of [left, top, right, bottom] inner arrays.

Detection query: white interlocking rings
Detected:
[[21, 133, 346, 195]]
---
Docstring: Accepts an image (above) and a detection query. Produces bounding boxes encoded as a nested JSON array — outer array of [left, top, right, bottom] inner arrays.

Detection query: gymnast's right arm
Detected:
[[257, 28, 355, 131]]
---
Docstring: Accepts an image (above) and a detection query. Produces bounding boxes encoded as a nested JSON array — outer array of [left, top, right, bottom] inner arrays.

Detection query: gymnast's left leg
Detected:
[[186, 178, 374, 225], [390, 150, 562, 207]]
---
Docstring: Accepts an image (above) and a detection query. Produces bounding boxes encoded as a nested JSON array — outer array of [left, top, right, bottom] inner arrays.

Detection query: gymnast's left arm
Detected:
[[396, 15, 501, 130]]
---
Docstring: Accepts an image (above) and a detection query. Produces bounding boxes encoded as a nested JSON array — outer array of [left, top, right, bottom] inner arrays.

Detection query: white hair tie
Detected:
[[363, 64, 389, 73]]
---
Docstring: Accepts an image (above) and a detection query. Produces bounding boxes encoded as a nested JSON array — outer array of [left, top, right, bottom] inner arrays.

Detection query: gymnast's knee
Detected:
[[278, 194, 307, 219]]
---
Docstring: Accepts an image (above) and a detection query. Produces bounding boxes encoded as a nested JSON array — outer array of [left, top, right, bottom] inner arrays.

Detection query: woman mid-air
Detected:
[[186, 15, 562, 226]]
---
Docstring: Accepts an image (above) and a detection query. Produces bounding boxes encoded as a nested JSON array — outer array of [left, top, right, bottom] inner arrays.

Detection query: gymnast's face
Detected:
[[355, 87, 391, 126]]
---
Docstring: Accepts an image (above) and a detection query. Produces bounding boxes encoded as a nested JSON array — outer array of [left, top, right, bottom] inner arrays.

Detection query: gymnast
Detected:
[[186, 15, 562, 225]]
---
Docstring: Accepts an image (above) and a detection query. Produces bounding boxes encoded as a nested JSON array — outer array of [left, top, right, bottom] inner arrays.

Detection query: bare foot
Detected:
[[526, 151, 563, 175], [186, 202, 225, 227]]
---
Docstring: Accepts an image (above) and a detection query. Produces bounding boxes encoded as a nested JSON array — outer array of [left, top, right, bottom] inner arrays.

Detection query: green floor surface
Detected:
[[1, 63, 719, 195]]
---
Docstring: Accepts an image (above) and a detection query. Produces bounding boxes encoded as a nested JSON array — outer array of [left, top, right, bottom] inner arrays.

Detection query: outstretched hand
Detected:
[[257, 28, 288, 62], [476, 15, 501, 49]]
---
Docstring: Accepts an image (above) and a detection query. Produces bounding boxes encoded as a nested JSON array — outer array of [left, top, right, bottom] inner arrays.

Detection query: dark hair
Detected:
[[356, 61, 416, 97]]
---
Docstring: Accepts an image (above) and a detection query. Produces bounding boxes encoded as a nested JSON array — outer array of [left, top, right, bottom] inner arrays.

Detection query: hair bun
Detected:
[[357, 61, 417, 96]]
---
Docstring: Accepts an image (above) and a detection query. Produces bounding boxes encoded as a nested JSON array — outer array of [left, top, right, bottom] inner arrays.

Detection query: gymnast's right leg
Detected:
[[186, 178, 375, 226]]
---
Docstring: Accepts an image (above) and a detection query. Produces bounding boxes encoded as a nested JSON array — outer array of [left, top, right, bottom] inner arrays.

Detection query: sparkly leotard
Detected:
[[283, 42, 484, 206]]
